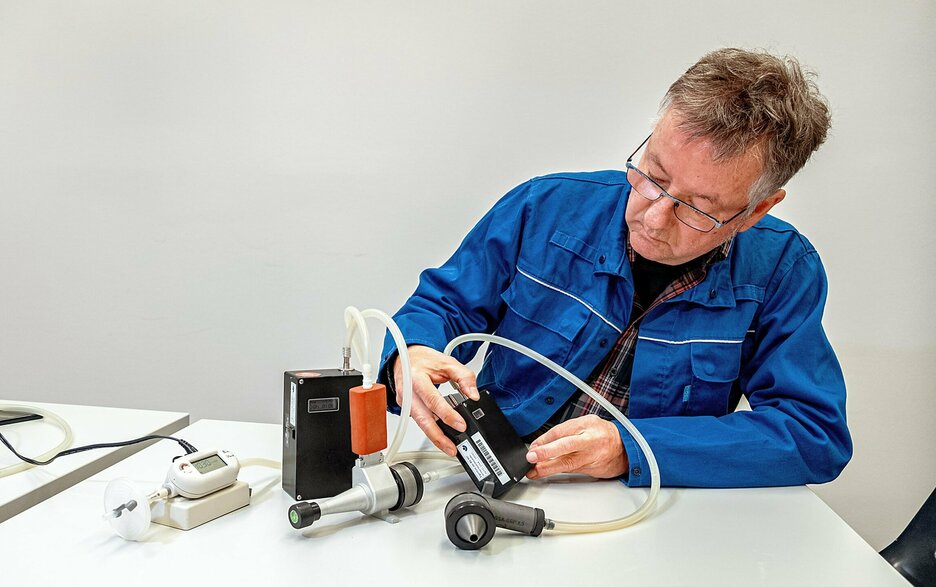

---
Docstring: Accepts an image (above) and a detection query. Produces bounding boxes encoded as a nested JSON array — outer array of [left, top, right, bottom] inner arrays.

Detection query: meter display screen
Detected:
[[307, 397, 339, 413], [191, 454, 227, 474]]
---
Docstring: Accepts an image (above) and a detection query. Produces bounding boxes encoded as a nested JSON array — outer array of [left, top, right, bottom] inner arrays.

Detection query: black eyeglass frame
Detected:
[[625, 134, 750, 233]]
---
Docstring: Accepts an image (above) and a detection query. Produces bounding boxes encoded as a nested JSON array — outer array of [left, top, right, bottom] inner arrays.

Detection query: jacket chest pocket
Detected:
[[684, 341, 742, 416], [480, 273, 591, 405]]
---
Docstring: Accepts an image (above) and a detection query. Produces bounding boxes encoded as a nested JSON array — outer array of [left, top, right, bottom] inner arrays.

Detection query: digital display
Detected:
[[308, 397, 339, 413], [191, 454, 227, 474]]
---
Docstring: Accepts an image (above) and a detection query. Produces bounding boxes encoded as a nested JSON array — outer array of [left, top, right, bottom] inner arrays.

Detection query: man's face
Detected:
[[625, 109, 780, 266]]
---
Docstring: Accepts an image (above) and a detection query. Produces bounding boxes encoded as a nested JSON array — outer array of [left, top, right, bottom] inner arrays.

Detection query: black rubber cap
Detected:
[[288, 502, 321, 529], [531, 507, 546, 537]]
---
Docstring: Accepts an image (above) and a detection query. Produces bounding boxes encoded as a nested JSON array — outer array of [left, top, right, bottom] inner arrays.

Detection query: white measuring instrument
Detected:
[[167, 448, 240, 498], [104, 448, 250, 540]]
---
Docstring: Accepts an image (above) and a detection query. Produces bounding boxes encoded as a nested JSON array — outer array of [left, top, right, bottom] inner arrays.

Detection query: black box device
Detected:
[[437, 390, 532, 498], [282, 369, 360, 501]]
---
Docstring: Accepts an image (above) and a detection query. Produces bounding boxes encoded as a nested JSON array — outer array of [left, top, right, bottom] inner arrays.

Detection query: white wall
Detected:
[[1, 0, 933, 551]]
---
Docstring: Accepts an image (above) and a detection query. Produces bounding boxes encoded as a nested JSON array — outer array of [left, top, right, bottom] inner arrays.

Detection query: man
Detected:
[[379, 48, 852, 488]]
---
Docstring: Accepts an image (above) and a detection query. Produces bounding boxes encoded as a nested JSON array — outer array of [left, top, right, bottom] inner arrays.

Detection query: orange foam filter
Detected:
[[349, 383, 388, 456]]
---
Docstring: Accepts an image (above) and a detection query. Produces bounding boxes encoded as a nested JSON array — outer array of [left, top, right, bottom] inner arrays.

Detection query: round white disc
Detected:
[[103, 478, 152, 541]]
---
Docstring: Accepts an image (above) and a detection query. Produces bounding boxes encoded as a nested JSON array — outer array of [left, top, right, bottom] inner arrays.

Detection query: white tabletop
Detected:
[[0, 400, 189, 522], [0, 417, 908, 587]]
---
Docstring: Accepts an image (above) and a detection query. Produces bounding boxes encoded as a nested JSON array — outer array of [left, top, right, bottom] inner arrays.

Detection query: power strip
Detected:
[[151, 480, 251, 530]]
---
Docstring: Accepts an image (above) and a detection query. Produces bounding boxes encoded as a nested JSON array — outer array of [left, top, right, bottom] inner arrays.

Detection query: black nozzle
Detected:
[[444, 491, 547, 550], [288, 501, 322, 529], [445, 493, 496, 550]]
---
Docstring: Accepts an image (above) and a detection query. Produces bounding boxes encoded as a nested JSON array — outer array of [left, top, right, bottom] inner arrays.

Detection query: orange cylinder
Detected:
[[349, 383, 388, 456]]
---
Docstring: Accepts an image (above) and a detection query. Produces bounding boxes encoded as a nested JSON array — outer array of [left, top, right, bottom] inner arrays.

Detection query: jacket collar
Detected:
[[682, 256, 736, 307], [593, 185, 632, 279]]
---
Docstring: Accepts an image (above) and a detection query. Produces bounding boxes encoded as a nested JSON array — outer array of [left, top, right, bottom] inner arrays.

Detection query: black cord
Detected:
[[0, 432, 198, 467]]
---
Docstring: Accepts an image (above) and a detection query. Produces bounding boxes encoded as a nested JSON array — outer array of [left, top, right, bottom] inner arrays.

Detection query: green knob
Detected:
[[289, 509, 299, 525]]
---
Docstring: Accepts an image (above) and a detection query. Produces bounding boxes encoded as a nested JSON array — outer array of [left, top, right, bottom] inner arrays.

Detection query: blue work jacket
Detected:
[[380, 171, 852, 488]]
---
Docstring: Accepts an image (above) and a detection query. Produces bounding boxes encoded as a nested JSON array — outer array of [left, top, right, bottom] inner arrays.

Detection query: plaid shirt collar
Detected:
[[626, 235, 733, 268]]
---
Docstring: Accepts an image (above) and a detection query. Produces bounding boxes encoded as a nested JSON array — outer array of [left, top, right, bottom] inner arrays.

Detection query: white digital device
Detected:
[[166, 449, 240, 499]]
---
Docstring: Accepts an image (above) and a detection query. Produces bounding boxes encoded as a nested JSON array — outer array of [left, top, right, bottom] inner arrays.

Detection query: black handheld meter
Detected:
[[437, 390, 531, 498]]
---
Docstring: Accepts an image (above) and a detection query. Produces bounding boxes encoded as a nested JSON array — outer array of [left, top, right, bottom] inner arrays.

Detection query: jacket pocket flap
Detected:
[[690, 341, 743, 382], [548, 230, 598, 263], [500, 274, 590, 343]]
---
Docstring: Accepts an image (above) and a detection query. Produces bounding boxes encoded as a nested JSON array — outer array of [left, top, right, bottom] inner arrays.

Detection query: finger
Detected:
[[527, 450, 593, 479], [526, 431, 587, 464], [404, 370, 467, 433], [528, 418, 585, 450], [408, 398, 458, 457], [433, 359, 479, 401], [450, 372, 480, 402], [421, 384, 468, 433]]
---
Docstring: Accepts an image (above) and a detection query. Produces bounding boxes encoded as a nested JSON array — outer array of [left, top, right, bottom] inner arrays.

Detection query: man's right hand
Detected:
[[391, 345, 480, 457]]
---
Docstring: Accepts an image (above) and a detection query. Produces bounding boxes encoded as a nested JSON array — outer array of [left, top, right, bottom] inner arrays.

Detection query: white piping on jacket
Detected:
[[515, 267, 623, 334], [637, 336, 743, 345]]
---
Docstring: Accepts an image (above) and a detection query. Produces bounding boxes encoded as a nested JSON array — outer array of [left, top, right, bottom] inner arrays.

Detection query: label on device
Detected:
[[457, 440, 492, 483], [289, 381, 298, 426], [470, 432, 510, 485]]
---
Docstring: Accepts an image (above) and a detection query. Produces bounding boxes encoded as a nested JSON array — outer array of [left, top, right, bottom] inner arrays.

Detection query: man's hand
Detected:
[[525, 415, 628, 479], [392, 345, 480, 457]]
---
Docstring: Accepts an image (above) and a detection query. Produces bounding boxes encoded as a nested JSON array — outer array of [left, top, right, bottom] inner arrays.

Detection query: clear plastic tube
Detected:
[[353, 308, 413, 463], [389, 449, 462, 484], [0, 403, 74, 478], [392, 450, 457, 462], [344, 307, 373, 386], [422, 463, 466, 484], [237, 458, 281, 469], [235, 458, 282, 500], [443, 333, 660, 533]]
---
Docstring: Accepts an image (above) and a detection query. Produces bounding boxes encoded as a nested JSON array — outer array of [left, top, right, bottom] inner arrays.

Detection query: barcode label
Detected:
[[457, 440, 491, 483], [470, 432, 509, 485]]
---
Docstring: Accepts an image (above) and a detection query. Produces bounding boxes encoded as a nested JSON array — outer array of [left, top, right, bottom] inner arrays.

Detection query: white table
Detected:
[[0, 417, 908, 587], [0, 400, 188, 522]]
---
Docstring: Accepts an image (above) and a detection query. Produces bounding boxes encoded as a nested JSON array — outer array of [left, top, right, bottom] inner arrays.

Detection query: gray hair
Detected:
[[660, 48, 832, 206]]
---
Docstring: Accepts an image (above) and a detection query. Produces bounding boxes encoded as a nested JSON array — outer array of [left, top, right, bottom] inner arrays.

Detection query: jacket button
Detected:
[[599, 338, 608, 348], [598, 255, 606, 264], [631, 466, 642, 476], [709, 289, 717, 299], [545, 396, 555, 405]]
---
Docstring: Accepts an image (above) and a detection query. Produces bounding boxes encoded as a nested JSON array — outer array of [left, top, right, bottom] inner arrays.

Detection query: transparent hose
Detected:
[[0, 404, 74, 478], [237, 458, 282, 500], [354, 308, 413, 463], [237, 458, 281, 469], [392, 450, 457, 462], [391, 450, 462, 484], [422, 463, 466, 484], [344, 307, 373, 386], [443, 334, 660, 533]]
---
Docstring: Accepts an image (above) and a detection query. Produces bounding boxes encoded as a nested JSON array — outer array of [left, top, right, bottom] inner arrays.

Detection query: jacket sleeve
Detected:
[[618, 251, 853, 488], [378, 182, 532, 388]]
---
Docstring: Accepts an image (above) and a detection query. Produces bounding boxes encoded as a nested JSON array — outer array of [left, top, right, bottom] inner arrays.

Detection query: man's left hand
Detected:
[[525, 415, 628, 479]]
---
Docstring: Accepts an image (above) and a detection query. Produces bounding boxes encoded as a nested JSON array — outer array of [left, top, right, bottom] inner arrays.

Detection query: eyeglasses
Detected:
[[625, 134, 749, 233]]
